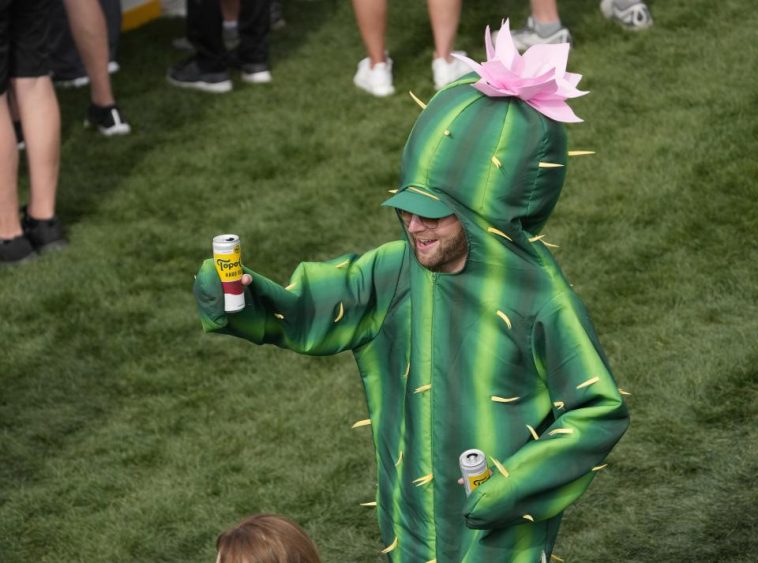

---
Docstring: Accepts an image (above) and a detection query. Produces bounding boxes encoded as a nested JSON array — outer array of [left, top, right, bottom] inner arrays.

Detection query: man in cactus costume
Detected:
[[194, 22, 629, 562]]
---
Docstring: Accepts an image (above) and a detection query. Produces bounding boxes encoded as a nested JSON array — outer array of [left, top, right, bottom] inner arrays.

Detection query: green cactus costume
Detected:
[[195, 76, 629, 562]]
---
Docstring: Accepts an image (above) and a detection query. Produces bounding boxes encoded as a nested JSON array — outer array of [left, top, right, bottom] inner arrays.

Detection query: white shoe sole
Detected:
[[55, 76, 90, 89], [84, 120, 132, 137], [353, 77, 395, 97], [166, 75, 232, 93], [241, 71, 272, 84]]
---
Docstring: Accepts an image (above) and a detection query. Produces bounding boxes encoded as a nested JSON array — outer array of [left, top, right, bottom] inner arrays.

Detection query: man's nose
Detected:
[[407, 214, 426, 232]]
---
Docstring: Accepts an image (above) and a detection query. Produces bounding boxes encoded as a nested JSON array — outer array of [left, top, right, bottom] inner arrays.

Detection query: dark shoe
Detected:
[[0, 235, 36, 265], [167, 58, 232, 93], [85, 104, 131, 136], [22, 208, 68, 253], [240, 62, 272, 84]]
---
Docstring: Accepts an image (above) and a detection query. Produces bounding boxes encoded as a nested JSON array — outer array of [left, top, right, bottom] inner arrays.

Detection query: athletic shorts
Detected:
[[0, 0, 52, 95]]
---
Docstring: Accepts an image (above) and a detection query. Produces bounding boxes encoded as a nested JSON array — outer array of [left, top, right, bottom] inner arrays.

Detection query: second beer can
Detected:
[[459, 448, 492, 495]]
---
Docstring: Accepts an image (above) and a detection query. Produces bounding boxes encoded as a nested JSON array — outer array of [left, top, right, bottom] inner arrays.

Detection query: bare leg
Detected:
[[12, 77, 60, 221], [531, 0, 560, 23], [220, 0, 240, 22], [351, 0, 387, 66], [427, 0, 461, 61], [0, 93, 21, 239], [62, 0, 114, 106]]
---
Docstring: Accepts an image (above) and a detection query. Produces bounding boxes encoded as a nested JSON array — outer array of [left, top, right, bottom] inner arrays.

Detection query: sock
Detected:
[[533, 19, 563, 37], [222, 20, 238, 30]]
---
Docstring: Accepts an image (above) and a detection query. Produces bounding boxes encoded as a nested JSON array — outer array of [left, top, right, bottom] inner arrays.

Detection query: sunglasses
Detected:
[[399, 210, 444, 229]]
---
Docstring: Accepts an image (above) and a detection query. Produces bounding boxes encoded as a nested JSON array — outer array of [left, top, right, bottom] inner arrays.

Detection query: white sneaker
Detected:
[[432, 52, 470, 90], [353, 57, 395, 97], [600, 0, 653, 30], [510, 17, 572, 52]]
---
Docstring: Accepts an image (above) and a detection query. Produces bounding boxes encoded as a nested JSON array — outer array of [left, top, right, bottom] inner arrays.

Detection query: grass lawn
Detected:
[[1, 0, 757, 561]]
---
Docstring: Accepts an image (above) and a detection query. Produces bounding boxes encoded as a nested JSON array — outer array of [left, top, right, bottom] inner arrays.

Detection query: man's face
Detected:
[[401, 211, 468, 273]]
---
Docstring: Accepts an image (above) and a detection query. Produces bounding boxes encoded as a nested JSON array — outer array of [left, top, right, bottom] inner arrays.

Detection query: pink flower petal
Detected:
[[472, 81, 512, 98], [517, 78, 559, 101], [484, 25, 495, 61], [458, 18, 584, 122], [494, 19, 521, 70], [452, 52, 485, 76], [527, 98, 583, 123], [522, 43, 569, 77]]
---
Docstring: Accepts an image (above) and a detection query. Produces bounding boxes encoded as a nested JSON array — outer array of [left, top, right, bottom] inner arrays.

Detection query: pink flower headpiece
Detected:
[[453, 20, 587, 123]]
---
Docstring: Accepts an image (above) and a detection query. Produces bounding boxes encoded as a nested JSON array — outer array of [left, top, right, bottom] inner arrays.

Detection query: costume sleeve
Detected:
[[193, 243, 405, 355], [464, 292, 630, 529]]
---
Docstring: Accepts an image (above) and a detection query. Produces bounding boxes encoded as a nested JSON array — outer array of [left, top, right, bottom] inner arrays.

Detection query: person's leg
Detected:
[[187, 0, 226, 71], [427, 0, 469, 89], [0, 92, 22, 240], [99, 0, 122, 63], [237, 0, 270, 77], [220, 0, 240, 50], [427, 0, 460, 62], [350, 0, 393, 96], [531, 0, 560, 24], [351, 0, 387, 66], [510, 0, 570, 52], [12, 76, 60, 221], [48, 0, 88, 85], [62, 0, 113, 106], [220, 0, 239, 22], [167, 0, 232, 92]]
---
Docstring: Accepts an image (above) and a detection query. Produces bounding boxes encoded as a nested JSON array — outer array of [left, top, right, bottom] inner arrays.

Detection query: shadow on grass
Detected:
[[50, 1, 339, 227]]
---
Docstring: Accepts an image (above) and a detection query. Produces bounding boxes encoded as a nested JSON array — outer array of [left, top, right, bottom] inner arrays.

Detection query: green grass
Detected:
[[1, 0, 757, 561]]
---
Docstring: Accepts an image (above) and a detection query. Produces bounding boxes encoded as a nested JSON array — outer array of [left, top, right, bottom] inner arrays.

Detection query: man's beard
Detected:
[[410, 228, 468, 272]]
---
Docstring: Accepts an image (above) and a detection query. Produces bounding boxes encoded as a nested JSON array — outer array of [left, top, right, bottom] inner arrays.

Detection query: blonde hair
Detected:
[[216, 514, 321, 563]]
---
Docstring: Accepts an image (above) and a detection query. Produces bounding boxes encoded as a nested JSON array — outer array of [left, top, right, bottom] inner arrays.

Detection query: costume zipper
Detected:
[[428, 271, 437, 559]]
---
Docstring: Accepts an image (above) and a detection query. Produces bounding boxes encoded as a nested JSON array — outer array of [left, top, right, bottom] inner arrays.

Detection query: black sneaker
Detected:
[[167, 58, 232, 93], [85, 103, 131, 136], [0, 235, 36, 265], [21, 208, 68, 253]]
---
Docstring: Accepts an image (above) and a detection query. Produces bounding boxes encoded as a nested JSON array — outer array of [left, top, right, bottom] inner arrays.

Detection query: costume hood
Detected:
[[393, 78, 567, 261]]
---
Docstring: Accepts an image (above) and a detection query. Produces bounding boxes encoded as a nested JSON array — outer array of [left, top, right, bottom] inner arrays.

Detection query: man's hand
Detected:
[[193, 262, 255, 331], [193, 259, 229, 331]]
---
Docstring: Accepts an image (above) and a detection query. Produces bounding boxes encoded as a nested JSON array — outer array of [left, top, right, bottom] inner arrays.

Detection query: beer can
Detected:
[[459, 449, 492, 496], [212, 234, 245, 313]]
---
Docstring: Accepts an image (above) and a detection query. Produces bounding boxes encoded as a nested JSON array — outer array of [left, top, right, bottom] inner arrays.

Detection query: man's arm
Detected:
[[464, 291, 630, 528], [194, 242, 407, 355]]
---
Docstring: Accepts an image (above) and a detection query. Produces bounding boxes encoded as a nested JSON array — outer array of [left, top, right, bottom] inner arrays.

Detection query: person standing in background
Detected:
[[0, 0, 67, 265], [510, 0, 653, 51], [168, 0, 272, 93], [350, 0, 471, 97], [49, 0, 131, 136]]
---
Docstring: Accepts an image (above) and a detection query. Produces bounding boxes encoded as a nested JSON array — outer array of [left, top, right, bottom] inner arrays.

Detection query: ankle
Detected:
[[532, 18, 563, 37], [24, 205, 55, 223], [0, 228, 23, 240]]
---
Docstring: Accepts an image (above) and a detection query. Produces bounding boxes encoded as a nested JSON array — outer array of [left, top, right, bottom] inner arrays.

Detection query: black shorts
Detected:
[[0, 0, 52, 95]]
